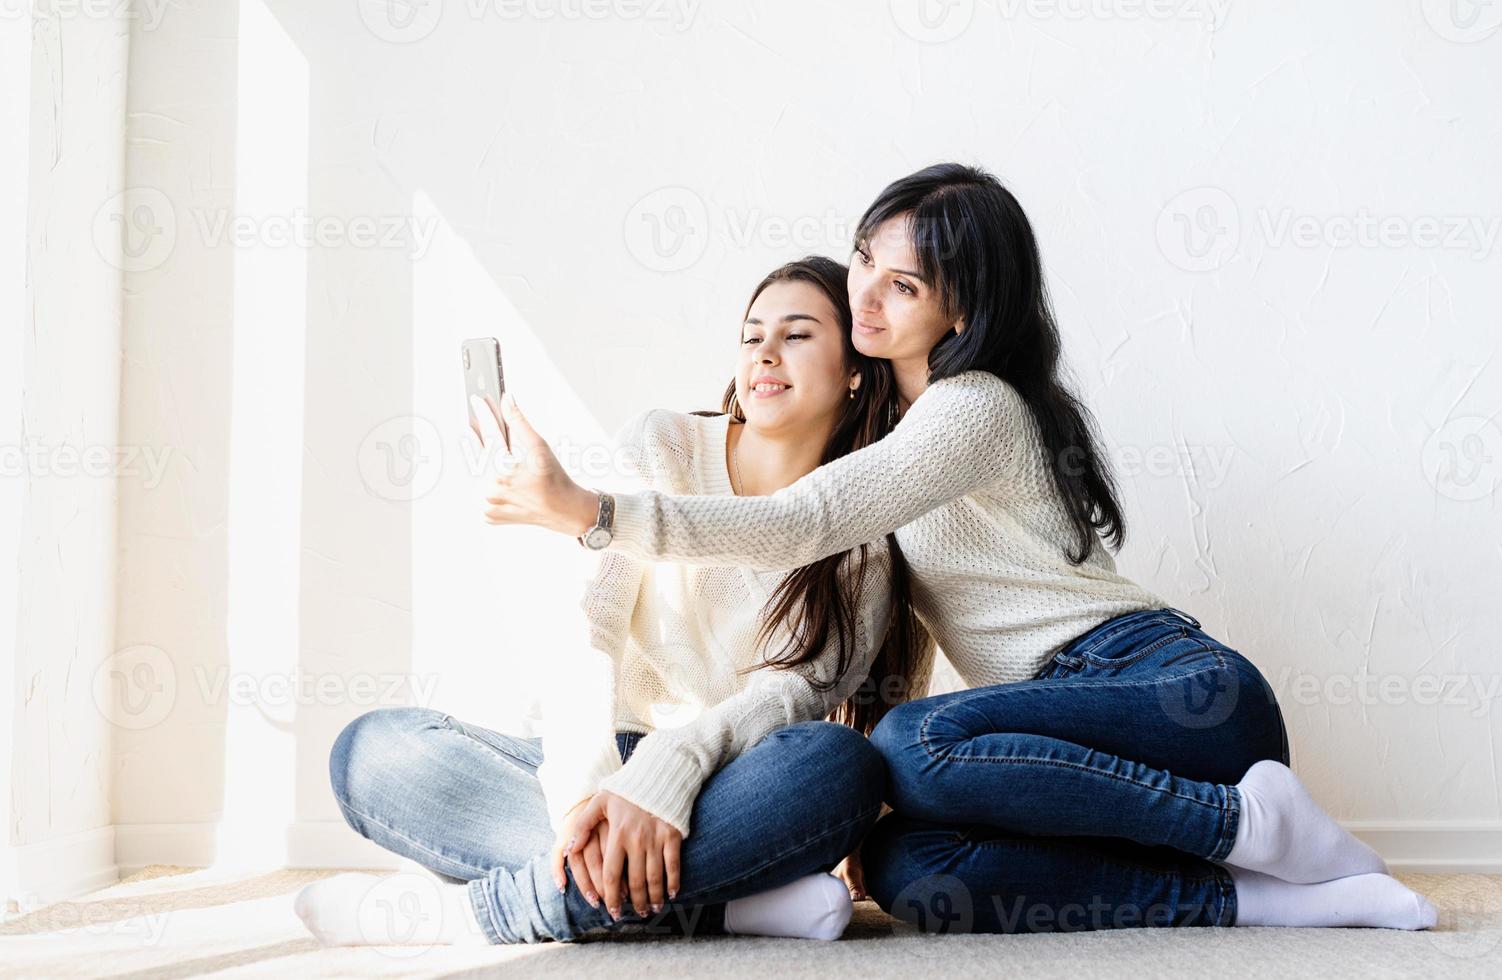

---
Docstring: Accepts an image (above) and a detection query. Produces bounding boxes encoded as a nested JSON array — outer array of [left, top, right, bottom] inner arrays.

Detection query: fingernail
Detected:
[[669, 889, 678, 900], [585, 891, 597, 904], [566, 836, 576, 850], [610, 907, 621, 919], [652, 903, 663, 914]]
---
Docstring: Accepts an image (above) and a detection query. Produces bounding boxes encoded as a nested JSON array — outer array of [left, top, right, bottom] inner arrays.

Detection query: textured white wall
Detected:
[[2, 5, 129, 908], [99, 0, 1502, 870]]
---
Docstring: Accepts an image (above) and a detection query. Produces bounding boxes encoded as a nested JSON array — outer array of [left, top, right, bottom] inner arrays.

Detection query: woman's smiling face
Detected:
[[847, 213, 960, 363], [736, 280, 856, 432]]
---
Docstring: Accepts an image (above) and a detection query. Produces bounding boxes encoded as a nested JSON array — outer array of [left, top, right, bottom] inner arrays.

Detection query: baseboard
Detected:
[[1, 825, 119, 915], [112, 821, 220, 877], [1344, 821, 1502, 873], [113, 820, 406, 877]]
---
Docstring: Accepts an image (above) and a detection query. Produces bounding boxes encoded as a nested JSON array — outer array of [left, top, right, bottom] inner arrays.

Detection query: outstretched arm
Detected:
[[483, 373, 1028, 572], [606, 372, 1028, 571]]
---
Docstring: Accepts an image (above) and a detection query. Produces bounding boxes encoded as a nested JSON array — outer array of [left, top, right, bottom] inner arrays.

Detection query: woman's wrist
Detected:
[[570, 486, 602, 537]]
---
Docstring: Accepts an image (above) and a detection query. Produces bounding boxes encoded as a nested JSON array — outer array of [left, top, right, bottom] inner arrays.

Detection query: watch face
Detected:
[[584, 527, 612, 550]]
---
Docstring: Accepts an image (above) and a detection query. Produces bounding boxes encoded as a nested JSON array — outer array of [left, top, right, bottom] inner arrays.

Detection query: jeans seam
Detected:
[[922, 754, 1227, 812], [915, 660, 1239, 763], [333, 794, 493, 880], [1215, 864, 1237, 926], [959, 834, 1227, 885], [1209, 783, 1241, 863], [913, 662, 1240, 818], [1079, 627, 1185, 668], [471, 877, 504, 944]]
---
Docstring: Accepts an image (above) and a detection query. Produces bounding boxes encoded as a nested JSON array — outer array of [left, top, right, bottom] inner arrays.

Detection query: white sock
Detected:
[[293, 872, 491, 947], [1224, 760, 1389, 883], [1231, 867, 1438, 929], [724, 873, 853, 941]]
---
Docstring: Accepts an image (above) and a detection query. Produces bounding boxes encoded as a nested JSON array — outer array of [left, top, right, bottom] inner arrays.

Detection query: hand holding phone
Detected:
[[461, 337, 510, 453]]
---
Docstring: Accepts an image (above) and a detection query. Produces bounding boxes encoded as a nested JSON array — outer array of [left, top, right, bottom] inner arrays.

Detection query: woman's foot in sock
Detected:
[[1231, 867, 1438, 929], [1224, 760, 1389, 883], [293, 872, 491, 947], [724, 873, 853, 940]]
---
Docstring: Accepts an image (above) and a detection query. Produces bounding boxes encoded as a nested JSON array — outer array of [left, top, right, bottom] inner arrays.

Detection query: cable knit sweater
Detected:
[[535, 409, 912, 839], [606, 370, 1168, 688]]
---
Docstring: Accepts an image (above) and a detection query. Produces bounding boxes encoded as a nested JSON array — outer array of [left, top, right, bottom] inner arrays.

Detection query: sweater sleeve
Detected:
[[534, 410, 659, 834], [606, 372, 1028, 572], [594, 544, 894, 837]]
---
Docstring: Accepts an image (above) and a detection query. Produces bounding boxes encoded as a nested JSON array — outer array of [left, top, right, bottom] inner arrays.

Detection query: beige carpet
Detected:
[[1, 865, 1498, 979]]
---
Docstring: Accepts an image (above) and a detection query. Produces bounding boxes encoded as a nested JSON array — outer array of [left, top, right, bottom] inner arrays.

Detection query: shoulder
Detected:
[[612, 409, 723, 489], [612, 408, 705, 452], [914, 370, 1032, 441], [923, 370, 1024, 413]]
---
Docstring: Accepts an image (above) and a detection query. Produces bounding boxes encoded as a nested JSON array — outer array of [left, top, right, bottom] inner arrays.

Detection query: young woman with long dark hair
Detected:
[[293, 257, 934, 947], [482, 164, 1437, 934]]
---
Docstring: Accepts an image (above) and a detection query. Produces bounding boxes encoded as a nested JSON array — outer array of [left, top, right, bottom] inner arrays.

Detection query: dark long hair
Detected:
[[855, 162, 1127, 564], [691, 256, 932, 735]]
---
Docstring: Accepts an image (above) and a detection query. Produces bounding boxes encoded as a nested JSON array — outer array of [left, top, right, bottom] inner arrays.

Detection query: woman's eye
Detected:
[[855, 248, 871, 265], [742, 337, 761, 345], [787, 333, 810, 341], [894, 280, 914, 295]]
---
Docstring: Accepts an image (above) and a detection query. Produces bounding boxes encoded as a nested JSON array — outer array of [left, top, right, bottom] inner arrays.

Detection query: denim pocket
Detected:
[[1078, 624, 1190, 669]]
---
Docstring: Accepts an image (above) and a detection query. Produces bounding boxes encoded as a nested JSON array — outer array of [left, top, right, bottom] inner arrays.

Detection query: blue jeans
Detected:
[[328, 708, 883, 943], [863, 607, 1290, 934]]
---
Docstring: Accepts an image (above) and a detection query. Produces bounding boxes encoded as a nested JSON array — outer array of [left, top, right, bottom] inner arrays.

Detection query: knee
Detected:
[[774, 720, 886, 815], [329, 706, 445, 816], [870, 699, 944, 813], [869, 698, 928, 764]]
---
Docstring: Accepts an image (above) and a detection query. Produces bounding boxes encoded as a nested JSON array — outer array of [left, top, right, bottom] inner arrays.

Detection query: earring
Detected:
[[848, 386, 857, 400]]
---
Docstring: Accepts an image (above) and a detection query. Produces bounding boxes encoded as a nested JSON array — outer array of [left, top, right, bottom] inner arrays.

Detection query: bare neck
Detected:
[[892, 355, 931, 417], [726, 417, 832, 496]]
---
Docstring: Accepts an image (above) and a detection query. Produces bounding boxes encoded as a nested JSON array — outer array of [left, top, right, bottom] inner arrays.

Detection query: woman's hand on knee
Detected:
[[591, 790, 682, 920], [551, 794, 606, 904]]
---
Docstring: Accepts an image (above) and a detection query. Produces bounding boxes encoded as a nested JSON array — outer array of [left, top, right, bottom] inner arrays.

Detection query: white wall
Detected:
[[5, 0, 1501, 892], [1, 4, 129, 912]]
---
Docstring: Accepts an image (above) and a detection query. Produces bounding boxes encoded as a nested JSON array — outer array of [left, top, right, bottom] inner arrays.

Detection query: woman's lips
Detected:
[[749, 384, 791, 399], [855, 319, 885, 335]]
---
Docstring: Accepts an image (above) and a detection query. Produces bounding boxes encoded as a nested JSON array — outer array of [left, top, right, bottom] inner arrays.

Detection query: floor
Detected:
[[1, 866, 1499, 979]]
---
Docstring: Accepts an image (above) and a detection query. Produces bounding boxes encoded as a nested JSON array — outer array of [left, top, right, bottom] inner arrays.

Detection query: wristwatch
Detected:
[[578, 491, 616, 550]]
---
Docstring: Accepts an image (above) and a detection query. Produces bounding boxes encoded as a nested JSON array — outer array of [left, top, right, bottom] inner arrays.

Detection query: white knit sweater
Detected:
[[607, 370, 1168, 689], [535, 409, 909, 839]]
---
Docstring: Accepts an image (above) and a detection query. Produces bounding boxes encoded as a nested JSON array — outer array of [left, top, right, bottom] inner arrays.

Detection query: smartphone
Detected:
[[461, 337, 510, 452]]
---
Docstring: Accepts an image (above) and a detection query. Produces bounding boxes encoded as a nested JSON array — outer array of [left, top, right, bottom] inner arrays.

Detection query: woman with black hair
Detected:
[[485, 163, 1437, 934]]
